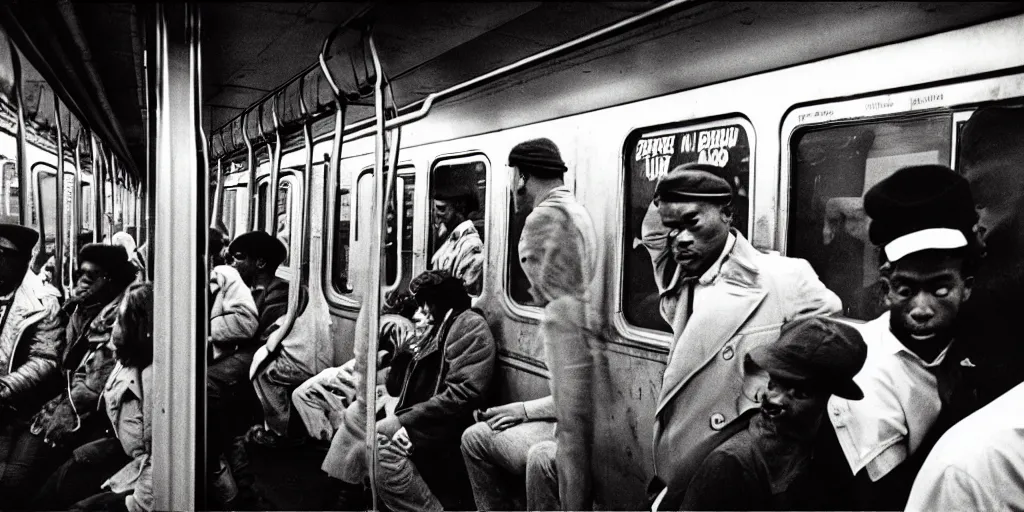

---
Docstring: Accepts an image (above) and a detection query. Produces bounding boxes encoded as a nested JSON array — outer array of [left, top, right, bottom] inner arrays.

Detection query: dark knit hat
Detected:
[[747, 317, 868, 400], [654, 163, 734, 203], [434, 167, 481, 213], [863, 165, 977, 262], [79, 243, 136, 279], [508, 138, 567, 178], [0, 224, 39, 256], [228, 230, 288, 268], [409, 269, 467, 306], [959, 106, 1024, 167]]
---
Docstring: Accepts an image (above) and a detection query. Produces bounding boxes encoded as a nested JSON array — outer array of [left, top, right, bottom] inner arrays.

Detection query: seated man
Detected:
[[904, 381, 1024, 511], [0, 225, 65, 503], [819, 166, 982, 509], [324, 270, 496, 512], [681, 317, 868, 511], [292, 291, 418, 442], [208, 228, 258, 361], [461, 395, 557, 511], [431, 169, 484, 295]]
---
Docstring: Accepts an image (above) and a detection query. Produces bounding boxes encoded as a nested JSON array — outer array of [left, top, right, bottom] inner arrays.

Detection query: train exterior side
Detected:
[[211, 12, 1024, 508]]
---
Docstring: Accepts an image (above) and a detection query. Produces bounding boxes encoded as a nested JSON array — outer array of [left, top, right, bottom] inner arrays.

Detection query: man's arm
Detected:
[[783, 258, 843, 320], [0, 296, 64, 405], [524, 395, 555, 420]]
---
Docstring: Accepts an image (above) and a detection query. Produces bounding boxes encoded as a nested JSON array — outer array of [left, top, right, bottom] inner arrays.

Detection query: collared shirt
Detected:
[[681, 412, 821, 511], [431, 219, 484, 294], [828, 312, 950, 481], [905, 382, 1024, 512], [658, 233, 737, 331]]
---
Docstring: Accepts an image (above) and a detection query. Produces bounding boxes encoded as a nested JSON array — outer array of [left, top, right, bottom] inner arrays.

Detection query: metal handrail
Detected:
[[338, 0, 693, 141], [268, 93, 282, 237], [53, 93, 65, 293], [242, 109, 256, 231]]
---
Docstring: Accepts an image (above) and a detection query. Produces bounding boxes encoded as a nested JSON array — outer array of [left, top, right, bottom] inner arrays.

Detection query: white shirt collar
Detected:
[[876, 312, 952, 368]]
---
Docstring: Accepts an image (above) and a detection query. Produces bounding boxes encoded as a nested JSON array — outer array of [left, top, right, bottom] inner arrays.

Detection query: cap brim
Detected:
[[748, 346, 864, 401]]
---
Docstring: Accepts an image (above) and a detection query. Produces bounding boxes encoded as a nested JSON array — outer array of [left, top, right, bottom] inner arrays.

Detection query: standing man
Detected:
[[507, 137, 598, 511], [821, 165, 982, 509], [431, 171, 485, 295], [957, 106, 1024, 404], [640, 163, 841, 510]]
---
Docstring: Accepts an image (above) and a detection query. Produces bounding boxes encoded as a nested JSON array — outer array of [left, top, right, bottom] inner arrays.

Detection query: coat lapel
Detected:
[[656, 234, 768, 416]]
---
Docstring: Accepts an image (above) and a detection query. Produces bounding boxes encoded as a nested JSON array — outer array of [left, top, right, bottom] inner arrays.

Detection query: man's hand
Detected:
[[375, 414, 402, 438], [479, 402, 528, 432]]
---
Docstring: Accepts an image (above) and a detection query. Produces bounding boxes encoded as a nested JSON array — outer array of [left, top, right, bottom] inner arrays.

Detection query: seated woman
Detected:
[[291, 291, 419, 442], [34, 282, 154, 511], [323, 270, 496, 512]]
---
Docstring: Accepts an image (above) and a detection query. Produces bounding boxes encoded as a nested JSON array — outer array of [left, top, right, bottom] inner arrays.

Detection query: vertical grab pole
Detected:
[[11, 41, 30, 228], [71, 127, 82, 283], [90, 134, 102, 242], [364, 29, 388, 511], [319, 26, 349, 299], [268, 93, 282, 238], [210, 158, 223, 230], [242, 109, 256, 232], [53, 94, 65, 292]]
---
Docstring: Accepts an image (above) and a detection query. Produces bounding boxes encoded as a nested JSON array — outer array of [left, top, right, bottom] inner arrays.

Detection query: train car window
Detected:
[[256, 180, 269, 232], [428, 157, 487, 296], [80, 182, 93, 238], [506, 193, 532, 305], [36, 169, 57, 264], [330, 169, 353, 294], [353, 169, 414, 291], [222, 188, 237, 239], [1, 160, 18, 224], [787, 113, 951, 320], [621, 119, 753, 333], [276, 180, 291, 266]]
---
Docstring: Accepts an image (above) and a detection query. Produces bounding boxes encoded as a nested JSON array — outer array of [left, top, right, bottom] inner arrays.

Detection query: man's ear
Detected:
[[879, 276, 893, 307], [962, 275, 974, 302]]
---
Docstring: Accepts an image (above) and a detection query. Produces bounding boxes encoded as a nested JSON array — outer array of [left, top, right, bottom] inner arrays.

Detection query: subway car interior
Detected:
[[0, 2, 1023, 511]]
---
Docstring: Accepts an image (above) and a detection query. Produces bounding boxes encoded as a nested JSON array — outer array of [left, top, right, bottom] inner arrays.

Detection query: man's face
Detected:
[[882, 252, 972, 347], [964, 150, 1024, 276], [0, 247, 25, 293], [230, 250, 262, 286], [510, 166, 532, 215], [760, 376, 828, 435], [74, 260, 108, 301], [657, 200, 732, 277], [433, 199, 457, 237]]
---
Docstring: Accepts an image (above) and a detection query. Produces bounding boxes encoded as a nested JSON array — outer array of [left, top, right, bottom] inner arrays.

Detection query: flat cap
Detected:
[[654, 163, 733, 203], [748, 317, 868, 400], [864, 165, 976, 261], [508, 138, 567, 178], [0, 224, 39, 255], [228, 230, 288, 268]]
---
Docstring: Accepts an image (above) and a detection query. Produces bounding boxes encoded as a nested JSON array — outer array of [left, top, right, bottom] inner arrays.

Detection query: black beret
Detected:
[[508, 138, 567, 178], [79, 243, 135, 277], [654, 163, 733, 203], [864, 165, 977, 260], [959, 106, 1024, 166], [228, 230, 288, 268], [434, 167, 481, 213], [0, 224, 39, 256]]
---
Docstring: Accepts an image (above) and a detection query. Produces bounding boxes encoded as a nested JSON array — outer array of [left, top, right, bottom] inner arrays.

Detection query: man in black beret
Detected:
[[956, 106, 1024, 405], [0, 224, 66, 505], [641, 162, 841, 510], [682, 317, 868, 511], [817, 164, 982, 510], [431, 168, 484, 295], [461, 138, 598, 511], [205, 230, 289, 507]]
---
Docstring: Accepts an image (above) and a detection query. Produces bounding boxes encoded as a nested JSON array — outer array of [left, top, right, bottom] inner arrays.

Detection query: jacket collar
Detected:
[[443, 220, 477, 244], [11, 270, 49, 317]]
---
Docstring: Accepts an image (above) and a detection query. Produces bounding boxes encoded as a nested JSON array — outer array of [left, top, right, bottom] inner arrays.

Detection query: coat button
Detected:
[[710, 413, 726, 430], [722, 347, 734, 361]]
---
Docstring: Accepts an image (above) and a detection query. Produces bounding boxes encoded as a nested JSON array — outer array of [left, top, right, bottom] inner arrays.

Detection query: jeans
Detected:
[[0, 417, 72, 508], [207, 350, 259, 480], [460, 420, 558, 511], [34, 437, 130, 510], [376, 436, 443, 512]]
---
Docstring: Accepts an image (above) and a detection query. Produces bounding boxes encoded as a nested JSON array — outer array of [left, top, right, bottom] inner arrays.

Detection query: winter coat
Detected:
[[0, 270, 65, 414]]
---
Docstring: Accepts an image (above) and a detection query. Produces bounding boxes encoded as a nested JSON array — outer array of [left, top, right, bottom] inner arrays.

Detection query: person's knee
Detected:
[[460, 421, 494, 457], [526, 441, 557, 477]]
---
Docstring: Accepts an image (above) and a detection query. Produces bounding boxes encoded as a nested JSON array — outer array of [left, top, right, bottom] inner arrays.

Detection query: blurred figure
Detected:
[[208, 228, 257, 361], [682, 318, 867, 511], [640, 163, 840, 510], [904, 380, 1024, 511], [957, 106, 1024, 405], [0, 224, 65, 507], [431, 169, 484, 295], [508, 137, 599, 511], [34, 282, 154, 511], [112, 231, 145, 282], [818, 166, 982, 510]]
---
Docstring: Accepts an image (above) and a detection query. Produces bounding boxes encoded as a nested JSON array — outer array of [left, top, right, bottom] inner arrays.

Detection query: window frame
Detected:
[[612, 115, 757, 351], [426, 152, 491, 299], [777, 73, 1024, 255], [254, 171, 301, 282]]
